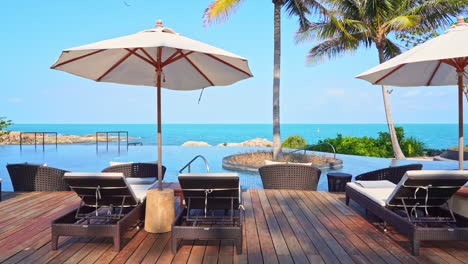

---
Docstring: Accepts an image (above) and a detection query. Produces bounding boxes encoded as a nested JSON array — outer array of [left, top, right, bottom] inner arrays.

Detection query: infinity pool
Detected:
[[0, 144, 462, 191]]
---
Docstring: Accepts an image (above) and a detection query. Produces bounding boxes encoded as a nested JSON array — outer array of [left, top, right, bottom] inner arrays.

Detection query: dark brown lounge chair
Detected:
[[172, 173, 243, 254], [102, 162, 166, 185], [51, 172, 151, 251], [259, 164, 321, 190], [6, 163, 69, 191], [355, 163, 423, 184], [346, 170, 468, 255]]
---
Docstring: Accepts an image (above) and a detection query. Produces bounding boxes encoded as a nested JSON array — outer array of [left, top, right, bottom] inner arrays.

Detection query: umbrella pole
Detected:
[[458, 72, 465, 170], [157, 47, 163, 190]]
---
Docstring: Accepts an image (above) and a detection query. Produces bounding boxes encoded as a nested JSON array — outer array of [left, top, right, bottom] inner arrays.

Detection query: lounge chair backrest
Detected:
[[355, 164, 423, 184], [386, 170, 468, 207], [259, 164, 321, 190], [7, 164, 69, 192], [102, 162, 166, 178], [64, 172, 139, 206], [178, 173, 240, 210]]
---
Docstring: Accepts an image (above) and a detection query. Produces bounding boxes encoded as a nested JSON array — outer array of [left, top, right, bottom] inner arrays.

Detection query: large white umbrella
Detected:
[[357, 16, 468, 169], [51, 20, 253, 189]]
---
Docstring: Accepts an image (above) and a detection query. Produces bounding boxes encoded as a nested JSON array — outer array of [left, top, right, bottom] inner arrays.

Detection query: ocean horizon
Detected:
[[7, 123, 466, 150]]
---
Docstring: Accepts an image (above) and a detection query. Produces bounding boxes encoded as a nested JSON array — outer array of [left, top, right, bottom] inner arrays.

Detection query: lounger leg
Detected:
[[345, 195, 350, 206], [412, 239, 420, 256], [51, 235, 59, 250], [236, 237, 243, 254], [383, 221, 387, 232], [172, 237, 179, 254], [113, 235, 121, 252]]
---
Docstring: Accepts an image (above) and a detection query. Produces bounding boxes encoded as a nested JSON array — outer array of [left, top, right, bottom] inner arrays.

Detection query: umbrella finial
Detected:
[[457, 16, 465, 26], [156, 19, 163, 28]]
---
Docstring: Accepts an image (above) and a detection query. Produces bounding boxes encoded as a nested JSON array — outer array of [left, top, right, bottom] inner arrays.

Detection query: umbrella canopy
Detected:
[[357, 16, 468, 169], [51, 20, 253, 189]]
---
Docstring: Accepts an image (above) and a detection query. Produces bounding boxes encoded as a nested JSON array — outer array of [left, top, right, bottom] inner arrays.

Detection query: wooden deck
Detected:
[[0, 189, 467, 264]]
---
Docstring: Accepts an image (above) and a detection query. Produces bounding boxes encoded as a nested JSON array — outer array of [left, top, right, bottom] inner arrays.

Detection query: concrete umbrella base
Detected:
[[145, 188, 175, 233]]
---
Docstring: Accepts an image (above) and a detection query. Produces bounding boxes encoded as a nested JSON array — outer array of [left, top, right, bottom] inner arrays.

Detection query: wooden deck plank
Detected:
[[312, 191, 401, 264], [301, 191, 377, 264], [282, 190, 343, 264], [249, 189, 279, 264], [273, 190, 325, 263], [0, 190, 467, 264], [292, 191, 358, 264], [140, 232, 171, 264], [241, 190, 263, 263], [256, 189, 293, 263], [324, 192, 423, 264], [171, 239, 194, 264], [264, 190, 310, 264]]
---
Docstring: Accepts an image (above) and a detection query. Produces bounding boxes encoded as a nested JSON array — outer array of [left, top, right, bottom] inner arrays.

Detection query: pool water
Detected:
[[0, 144, 462, 192]]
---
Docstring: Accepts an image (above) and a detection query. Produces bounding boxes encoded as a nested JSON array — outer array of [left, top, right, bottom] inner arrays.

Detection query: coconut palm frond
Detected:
[[383, 15, 420, 32], [284, 0, 312, 30], [203, 0, 244, 26], [307, 33, 365, 64], [407, 0, 466, 29], [382, 38, 402, 60]]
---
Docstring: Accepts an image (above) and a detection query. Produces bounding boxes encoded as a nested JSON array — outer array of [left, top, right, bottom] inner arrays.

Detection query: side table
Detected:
[[327, 172, 352, 192]]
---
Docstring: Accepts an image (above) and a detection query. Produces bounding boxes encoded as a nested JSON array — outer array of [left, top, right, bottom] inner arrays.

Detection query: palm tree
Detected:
[[298, 0, 465, 159], [204, 0, 327, 160]]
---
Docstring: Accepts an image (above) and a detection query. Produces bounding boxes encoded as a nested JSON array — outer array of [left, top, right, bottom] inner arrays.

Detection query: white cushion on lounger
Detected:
[[355, 180, 396, 188], [125, 177, 157, 185], [347, 182, 396, 206], [178, 173, 239, 178], [127, 184, 152, 203]]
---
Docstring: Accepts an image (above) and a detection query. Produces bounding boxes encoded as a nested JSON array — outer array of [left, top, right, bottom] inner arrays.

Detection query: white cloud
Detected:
[[8, 97, 23, 103], [325, 88, 346, 96]]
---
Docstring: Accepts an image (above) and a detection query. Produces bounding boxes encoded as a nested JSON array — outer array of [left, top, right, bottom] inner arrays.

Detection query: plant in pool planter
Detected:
[[282, 135, 307, 149], [0, 117, 12, 139]]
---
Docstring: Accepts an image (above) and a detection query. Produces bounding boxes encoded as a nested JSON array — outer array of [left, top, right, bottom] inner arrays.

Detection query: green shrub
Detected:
[[282, 135, 307, 149], [0, 117, 12, 138], [307, 127, 425, 158]]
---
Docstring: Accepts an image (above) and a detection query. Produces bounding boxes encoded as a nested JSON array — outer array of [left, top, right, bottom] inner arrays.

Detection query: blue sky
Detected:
[[1, 0, 464, 124]]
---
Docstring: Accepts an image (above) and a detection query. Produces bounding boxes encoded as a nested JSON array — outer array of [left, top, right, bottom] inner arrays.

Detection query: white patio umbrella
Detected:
[[357, 16, 468, 169], [51, 20, 253, 189]]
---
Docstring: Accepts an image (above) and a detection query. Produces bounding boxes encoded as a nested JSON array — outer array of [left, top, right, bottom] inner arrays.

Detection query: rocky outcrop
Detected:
[[216, 138, 273, 147], [181, 141, 212, 146], [0, 131, 139, 145]]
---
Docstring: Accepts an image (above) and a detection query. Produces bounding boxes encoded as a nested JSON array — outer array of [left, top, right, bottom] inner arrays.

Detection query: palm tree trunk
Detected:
[[272, 0, 282, 160], [377, 46, 405, 159]]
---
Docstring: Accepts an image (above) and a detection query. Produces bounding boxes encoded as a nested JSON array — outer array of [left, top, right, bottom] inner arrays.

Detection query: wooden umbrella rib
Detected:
[[96, 48, 138, 82], [375, 64, 406, 84], [427, 61, 442, 86], [51, 49, 106, 69], [125, 48, 156, 66], [139, 48, 158, 65], [180, 51, 214, 86], [204, 53, 252, 77], [162, 51, 194, 67], [162, 50, 180, 65]]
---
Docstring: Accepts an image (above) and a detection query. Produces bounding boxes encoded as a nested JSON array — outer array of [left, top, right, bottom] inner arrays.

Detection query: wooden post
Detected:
[[458, 71, 464, 170]]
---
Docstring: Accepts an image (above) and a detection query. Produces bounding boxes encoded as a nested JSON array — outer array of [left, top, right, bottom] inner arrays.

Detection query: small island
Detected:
[[0, 131, 140, 145]]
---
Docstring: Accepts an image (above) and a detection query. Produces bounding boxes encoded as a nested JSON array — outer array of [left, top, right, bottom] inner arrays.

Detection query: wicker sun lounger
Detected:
[[7, 163, 69, 191], [102, 162, 166, 185], [172, 173, 243, 254], [346, 170, 468, 255], [259, 164, 321, 190], [51, 172, 153, 251], [355, 163, 423, 184]]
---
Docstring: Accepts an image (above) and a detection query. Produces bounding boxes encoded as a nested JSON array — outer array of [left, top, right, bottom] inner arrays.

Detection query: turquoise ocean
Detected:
[[7, 123, 466, 149]]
